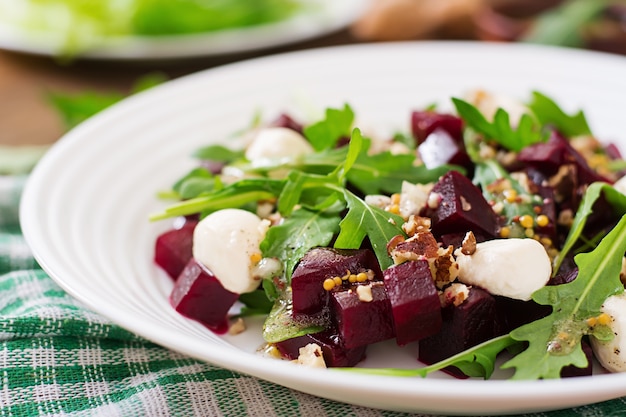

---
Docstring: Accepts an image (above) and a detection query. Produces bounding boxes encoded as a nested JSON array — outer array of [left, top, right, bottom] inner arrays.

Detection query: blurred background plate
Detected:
[[0, 0, 367, 60]]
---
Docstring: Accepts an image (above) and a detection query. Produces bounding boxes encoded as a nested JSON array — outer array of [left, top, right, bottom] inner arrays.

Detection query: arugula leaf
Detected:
[[303, 104, 354, 151], [237, 289, 274, 317], [262, 290, 326, 343], [528, 91, 592, 137], [150, 178, 285, 220], [334, 190, 404, 270], [261, 207, 341, 281], [348, 152, 454, 195], [192, 145, 245, 163], [502, 213, 626, 379], [553, 182, 626, 273], [341, 335, 519, 379], [171, 167, 216, 199], [452, 98, 543, 152]]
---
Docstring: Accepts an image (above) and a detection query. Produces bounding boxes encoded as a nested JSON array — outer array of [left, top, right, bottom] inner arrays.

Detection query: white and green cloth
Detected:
[[2, 174, 626, 416]]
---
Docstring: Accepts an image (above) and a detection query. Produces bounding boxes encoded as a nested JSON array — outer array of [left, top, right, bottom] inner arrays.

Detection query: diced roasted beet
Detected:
[[417, 128, 473, 171], [411, 111, 463, 144], [330, 282, 395, 349], [155, 220, 198, 280], [517, 130, 612, 186], [383, 260, 442, 345], [420, 171, 499, 239], [561, 338, 593, 377], [419, 287, 496, 367], [270, 113, 304, 134], [170, 258, 238, 334], [274, 329, 367, 367], [494, 296, 551, 335], [548, 267, 579, 286], [291, 248, 382, 318]]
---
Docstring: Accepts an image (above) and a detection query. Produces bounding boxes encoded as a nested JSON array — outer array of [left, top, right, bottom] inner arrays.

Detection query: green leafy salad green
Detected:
[[0, 0, 301, 56], [152, 91, 626, 380]]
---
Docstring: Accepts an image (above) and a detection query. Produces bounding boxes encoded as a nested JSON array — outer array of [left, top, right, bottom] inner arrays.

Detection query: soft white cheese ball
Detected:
[[193, 209, 268, 294], [591, 293, 626, 373], [455, 238, 551, 301], [245, 127, 314, 166]]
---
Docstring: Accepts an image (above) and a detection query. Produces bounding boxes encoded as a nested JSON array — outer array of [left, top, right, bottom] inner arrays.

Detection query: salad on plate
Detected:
[[150, 90, 626, 380], [0, 0, 311, 57]]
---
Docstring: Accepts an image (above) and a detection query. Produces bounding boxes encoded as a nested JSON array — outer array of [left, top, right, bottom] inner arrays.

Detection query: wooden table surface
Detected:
[[0, 30, 361, 147]]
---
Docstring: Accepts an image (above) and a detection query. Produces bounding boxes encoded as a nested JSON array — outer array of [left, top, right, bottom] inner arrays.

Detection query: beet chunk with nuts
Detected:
[[419, 287, 496, 368], [154, 220, 198, 280], [420, 171, 499, 239], [383, 260, 442, 345], [330, 282, 395, 349], [291, 248, 382, 318], [170, 258, 238, 334], [274, 329, 367, 367]]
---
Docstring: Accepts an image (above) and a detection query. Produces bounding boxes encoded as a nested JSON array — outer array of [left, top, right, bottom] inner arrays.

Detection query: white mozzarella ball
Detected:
[[591, 293, 626, 373], [455, 238, 551, 301], [245, 127, 313, 166], [192, 209, 267, 294]]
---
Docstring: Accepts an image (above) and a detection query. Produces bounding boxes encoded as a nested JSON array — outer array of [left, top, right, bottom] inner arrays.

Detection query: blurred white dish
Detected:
[[0, 0, 365, 60], [20, 42, 626, 414]]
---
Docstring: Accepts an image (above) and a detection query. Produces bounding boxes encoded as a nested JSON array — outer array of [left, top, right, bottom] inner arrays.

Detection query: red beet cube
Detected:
[[411, 111, 463, 144], [419, 287, 496, 367], [330, 282, 395, 349], [420, 171, 499, 239], [291, 248, 382, 318], [274, 329, 367, 367], [155, 220, 198, 280], [170, 258, 238, 334], [383, 260, 442, 345]]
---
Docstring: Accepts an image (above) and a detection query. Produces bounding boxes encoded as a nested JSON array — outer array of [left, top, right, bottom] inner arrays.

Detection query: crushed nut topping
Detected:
[[430, 245, 460, 289], [389, 231, 439, 265], [442, 283, 470, 307], [402, 215, 431, 237], [460, 196, 472, 211], [228, 318, 246, 335], [294, 344, 327, 368], [461, 231, 477, 255], [356, 284, 373, 302]]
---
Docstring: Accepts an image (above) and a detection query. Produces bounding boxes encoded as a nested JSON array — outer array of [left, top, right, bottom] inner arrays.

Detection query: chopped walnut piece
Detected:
[[430, 245, 459, 289], [228, 318, 246, 335], [461, 231, 477, 255], [294, 344, 327, 368], [390, 231, 439, 265], [402, 215, 431, 237], [443, 283, 470, 307], [460, 196, 472, 211], [356, 284, 374, 302]]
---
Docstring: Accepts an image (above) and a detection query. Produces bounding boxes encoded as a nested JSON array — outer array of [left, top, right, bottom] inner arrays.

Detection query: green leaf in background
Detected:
[[452, 98, 544, 152], [262, 290, 325, 343], [237, 289, 274, 317], [192, 145, 245, 163], [522, 0, 608, 48], [304, 104, 355, 151], [48, 72, 166, 130], [528, 91, 592, 137]]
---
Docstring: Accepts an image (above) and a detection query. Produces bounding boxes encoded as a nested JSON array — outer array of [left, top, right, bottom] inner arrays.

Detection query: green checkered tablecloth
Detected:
[[2, 174, 626, 417]]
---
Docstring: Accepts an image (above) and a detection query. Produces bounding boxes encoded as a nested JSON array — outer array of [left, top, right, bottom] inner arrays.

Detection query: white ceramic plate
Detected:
[[0, 0, 365, 60], [20, 42, 626, 415]]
